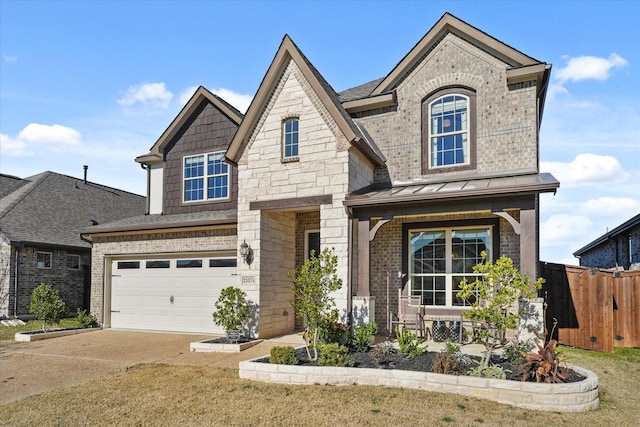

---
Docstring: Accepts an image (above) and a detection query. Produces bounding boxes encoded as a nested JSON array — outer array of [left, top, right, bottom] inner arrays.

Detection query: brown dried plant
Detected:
[[519, 318, 569, 383]]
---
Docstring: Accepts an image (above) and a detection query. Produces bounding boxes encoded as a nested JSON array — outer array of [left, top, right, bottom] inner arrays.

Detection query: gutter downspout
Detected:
[[140, 163, 150, 215], [13, 246, 20, 318]]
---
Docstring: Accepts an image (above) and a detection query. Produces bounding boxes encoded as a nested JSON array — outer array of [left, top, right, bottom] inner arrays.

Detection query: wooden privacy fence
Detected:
[[540, 262, 640, 353]]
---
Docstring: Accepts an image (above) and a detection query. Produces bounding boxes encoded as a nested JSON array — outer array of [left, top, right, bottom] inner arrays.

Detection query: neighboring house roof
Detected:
[[136, 86, 244, 164], [0, 174, 28, 199], [573, 213, 640, 257], [344, 172, 559, 209], [78, 210, 237, 235], [225, 35, 386, 168], [0, 171, 146, 249]]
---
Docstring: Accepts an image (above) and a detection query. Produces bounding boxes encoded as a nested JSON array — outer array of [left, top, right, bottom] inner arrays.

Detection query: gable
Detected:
[[226, 35, 384, 168]]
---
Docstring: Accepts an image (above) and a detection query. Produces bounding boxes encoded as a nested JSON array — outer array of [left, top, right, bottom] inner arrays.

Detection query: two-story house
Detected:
[[83, 13, 558, 337]]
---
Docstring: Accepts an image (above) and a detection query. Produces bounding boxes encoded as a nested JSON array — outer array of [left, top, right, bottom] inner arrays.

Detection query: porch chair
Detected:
[[389, 294, 424, 339]]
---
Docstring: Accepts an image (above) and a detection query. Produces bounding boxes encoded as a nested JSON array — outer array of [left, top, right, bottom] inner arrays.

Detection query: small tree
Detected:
[[289, 248, 343, 360], [29, 284, 67, 331], [212, 286, 250, 339], [457, 253, 544, 369]]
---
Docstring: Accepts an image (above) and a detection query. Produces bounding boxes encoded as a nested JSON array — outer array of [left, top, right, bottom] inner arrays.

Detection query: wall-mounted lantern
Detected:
[[240, 239, 253, 265]]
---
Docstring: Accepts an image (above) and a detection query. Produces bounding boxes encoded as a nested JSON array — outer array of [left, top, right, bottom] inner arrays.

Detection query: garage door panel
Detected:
[[110, 257, 236, 333]]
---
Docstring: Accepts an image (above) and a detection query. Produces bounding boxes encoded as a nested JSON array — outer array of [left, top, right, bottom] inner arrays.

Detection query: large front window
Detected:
[[183, 151, 229, 202], [429, 95, 468, 167], [409, 227, 491, 307]]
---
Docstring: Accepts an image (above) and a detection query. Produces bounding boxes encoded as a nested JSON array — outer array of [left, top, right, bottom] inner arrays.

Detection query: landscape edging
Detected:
[[238, 358, 599, 412]]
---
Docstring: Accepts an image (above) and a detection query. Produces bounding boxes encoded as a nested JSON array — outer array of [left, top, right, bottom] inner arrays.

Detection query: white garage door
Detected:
[[110, 256, 237, 334]]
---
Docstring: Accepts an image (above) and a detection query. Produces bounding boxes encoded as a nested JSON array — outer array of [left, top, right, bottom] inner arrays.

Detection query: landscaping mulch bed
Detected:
[[262, 347, 586, 383]]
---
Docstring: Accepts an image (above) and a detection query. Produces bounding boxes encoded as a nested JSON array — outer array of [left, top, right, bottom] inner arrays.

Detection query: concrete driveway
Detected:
[[0, 329, 303, 404]]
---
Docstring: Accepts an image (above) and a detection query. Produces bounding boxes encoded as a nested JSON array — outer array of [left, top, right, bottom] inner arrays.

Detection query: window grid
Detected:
[[36, 252, 52, 269], [183, 151, 229, 202], [429, 95, 469, 168], [409, 227, 490, 308], [284, 119, 299, 159]]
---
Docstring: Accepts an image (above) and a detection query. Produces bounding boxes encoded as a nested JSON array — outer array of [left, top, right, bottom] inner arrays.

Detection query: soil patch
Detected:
[[260, 347, 586, 383]]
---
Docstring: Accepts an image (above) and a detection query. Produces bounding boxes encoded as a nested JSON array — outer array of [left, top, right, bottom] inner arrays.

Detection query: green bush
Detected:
[[351, 322, 378, 352], [318, 343, 354, 367], [76, 309, 98, 328], [396, 328, 426, 358], [212, 287, 250, 332], [269, 346, 298, 365], [29, 284, 67, 331], [317, 309, 348, 344]]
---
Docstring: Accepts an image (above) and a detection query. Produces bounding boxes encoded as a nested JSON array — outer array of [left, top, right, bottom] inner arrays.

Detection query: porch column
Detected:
[[356, 219, 370, 296], [520, 208, 537, 280]]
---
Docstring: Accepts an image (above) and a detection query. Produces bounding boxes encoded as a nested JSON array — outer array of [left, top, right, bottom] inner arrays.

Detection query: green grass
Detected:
[[0, 345, 638, 426], [0, 318, 81, 346]]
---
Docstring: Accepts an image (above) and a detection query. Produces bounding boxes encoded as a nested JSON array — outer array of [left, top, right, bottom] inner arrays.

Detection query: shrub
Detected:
[[29, 284, 67, 331], [318, 343, 354, 367], [432, 352, 460, 375], [351, 322, 378, 352], [396, 328, 426, 358], [289, 248, 343, 360], [76, 309, 98, 328], [468, 364, 510, 379], [212, 287, 250, 333], [503, 339, 531, 365], [456, 253, 544, 369], [443, 342, 460, 354], [317, 309, 348, 345], [269, 346, 298, 365]]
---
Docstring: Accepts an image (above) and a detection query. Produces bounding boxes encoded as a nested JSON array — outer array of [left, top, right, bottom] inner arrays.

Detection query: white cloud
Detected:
[[541, 214, 593, 248], [18, 123, 81, 145], [179, 86, 199, 105], [0, 124, 82, 157], [210, 88, 253, 113], [0, 133, 29, 156], [541, 153, 627, 188], [555, 53, 628, 84], [579, 197, 640, 219], [117, 82, 173, 110]]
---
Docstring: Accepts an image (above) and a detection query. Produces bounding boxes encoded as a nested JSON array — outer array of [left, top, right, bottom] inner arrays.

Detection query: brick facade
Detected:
[[2, 242, 90, 318], [578, 223, 640, 270]]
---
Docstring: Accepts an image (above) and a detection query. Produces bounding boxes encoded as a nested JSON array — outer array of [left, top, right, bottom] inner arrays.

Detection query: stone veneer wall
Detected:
[[0, 235, 11, 317], [89, 227, 237, 324], [236, 59, 373, 336], [356, 32, 539, 185], [369, 212, 519, 334], [239, 359, 599, 413]]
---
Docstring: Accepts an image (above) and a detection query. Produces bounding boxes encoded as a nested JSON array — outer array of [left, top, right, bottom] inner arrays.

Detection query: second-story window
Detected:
[[283, 118, 299, 160], [183, 151, 229, 202], [429, 95, 469, 167], [422, 87, 476, 174]]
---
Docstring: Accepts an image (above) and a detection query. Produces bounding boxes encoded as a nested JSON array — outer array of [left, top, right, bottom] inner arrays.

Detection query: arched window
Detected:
[[422, 88, 476, 173]]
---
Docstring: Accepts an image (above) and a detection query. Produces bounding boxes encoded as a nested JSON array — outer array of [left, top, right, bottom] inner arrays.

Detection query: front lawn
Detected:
[[0, 318, 82, 346], [0, 346, 638, 426]]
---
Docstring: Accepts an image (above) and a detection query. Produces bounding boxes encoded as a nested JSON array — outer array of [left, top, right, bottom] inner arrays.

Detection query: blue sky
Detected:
[[1, 1, 639, 265]]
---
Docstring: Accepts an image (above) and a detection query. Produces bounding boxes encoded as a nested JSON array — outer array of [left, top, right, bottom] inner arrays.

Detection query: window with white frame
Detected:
[[283, 118, 299, 160], [66, 254, 80, 270], [409, 226, 491, 307], [429, 95, 469, 167], [422, 87, 476, 173], [36, 251, 52, 269], [183, 151, 229, 202]]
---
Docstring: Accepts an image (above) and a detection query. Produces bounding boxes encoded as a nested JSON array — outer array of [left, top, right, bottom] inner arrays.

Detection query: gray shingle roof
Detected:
[[337, 77, 385, 103], [0, 171, 146, 248], [0, 174, 28, 199], [79, 209, 237, 235]]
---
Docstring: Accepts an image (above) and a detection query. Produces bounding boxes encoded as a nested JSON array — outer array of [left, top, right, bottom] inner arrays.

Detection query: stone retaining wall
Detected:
[[239, 358, 599, 412]]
